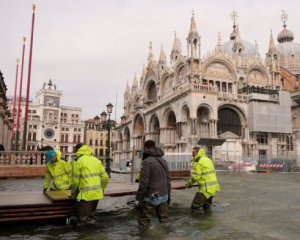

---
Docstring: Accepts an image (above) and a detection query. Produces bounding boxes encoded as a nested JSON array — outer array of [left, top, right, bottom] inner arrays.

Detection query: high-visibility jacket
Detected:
[[71, 145, 109, 201], [43, 156, 71, 190], [188, 148, 220, 198]]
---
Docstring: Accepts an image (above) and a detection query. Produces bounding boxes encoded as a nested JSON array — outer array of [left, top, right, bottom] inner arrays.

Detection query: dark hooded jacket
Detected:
[[136, 146, 171, 201]]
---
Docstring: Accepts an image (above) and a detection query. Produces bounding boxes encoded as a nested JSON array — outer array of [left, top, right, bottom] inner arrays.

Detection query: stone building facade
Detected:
[[0, 71, 11, 150], [9, 79, 84, 158], [84, 116, 115, 161], [114, 11, 300, 165]]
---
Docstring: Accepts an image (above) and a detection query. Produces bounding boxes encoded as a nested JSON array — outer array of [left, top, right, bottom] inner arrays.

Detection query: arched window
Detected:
[[77, 135, 81, 143], [178, 67, 185, 83], [33, 132, 36, 141], [222, 82, 227, 92], [228, 83, 233, 93], [28, 132, 32, 141], [147, 81, 157, 101], [65, 134, 69, 143], [73, 135, 76, 143], [61, 134, 64, 143]]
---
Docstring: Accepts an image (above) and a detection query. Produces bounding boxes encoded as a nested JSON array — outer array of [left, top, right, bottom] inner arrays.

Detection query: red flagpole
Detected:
[[10, 58, 19, 150], [22, 4, 36, 151], [15, 37, 26, 151]]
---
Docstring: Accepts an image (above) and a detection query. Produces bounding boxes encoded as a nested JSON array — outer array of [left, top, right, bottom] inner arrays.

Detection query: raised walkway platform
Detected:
[[0, 180, 186, 223]]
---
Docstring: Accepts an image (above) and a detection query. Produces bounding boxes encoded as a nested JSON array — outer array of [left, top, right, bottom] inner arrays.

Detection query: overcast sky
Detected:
[[1, 0, 300, 121]]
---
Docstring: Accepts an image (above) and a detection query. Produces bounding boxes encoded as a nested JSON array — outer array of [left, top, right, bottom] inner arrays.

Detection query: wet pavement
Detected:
[[0, 171, 300, 240]]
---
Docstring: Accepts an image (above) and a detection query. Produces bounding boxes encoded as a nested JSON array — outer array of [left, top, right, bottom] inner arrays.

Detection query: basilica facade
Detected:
[[114, 11, 300, 165]]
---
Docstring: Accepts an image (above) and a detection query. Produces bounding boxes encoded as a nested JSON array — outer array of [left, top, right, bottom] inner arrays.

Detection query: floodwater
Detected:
[[1, 172, 300, 240]]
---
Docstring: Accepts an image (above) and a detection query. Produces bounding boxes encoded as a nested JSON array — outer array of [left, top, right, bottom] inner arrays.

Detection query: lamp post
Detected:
[[101, 103, 113, 177]]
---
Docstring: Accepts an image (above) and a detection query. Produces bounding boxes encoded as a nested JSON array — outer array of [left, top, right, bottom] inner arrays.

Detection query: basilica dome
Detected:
[[222, 39, 257, 59], [276, 19, 300, 74], [221, 23, 258, 60]]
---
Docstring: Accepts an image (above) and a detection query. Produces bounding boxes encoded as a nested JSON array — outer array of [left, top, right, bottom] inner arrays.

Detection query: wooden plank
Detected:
[[0, 181, 188, 208], [0, 192, 51, 208], [0, 214, 70, 222], [0, 210, 74, 218], [0, 205, 74, 213]]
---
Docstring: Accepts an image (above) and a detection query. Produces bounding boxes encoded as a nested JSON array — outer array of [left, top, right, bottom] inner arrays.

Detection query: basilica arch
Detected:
[[161, 73, 173, 94], [247, 65, 269, 86], [133, 113, 145, 150], [202, 58, 238, 83], [145, 80, 157, 103], [148, 114, 160, 145], [162, 108, 177, 147], [217, 104, 246, 137], [123, 126, 130, 152], [196, 104, 214, 138], [116, 131, 123, 152], [175, 63, 186, 85], [180, 104, 191, 139]]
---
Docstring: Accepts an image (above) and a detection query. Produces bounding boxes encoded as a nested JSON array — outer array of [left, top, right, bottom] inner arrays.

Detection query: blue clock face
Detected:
[[44, 128, 55, 138]]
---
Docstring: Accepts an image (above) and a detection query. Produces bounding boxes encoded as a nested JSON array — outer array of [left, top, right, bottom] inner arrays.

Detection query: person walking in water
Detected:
[[136, 140, 171, 228], [43, 150, 71, 192], [186, 146, 220, 211], [70, 144, 109, 224]]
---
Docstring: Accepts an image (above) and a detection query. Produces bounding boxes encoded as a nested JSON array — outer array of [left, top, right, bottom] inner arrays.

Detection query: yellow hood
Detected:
[[76, 145, 93, 157]]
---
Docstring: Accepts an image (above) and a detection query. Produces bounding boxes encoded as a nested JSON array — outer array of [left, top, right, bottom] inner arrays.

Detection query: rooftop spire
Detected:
[[125, 81, 130, 96], [172, 32, 178, 50], [141, 63, 146, 78], [217, 32, 222, 47], [281, 9, 288, 28], [230, 10, 238, 27], [229, 10, 239, 40], [158, 45, 167, 64], [268, 30, 276, 53], [189, 10, 198, 34], [277, 10, 294, 43], [147, 41, 154, 62], [233, 25, 244, 53], [140, 63, 146, 87], [254, 40, 260, 58], [132, 73, 138, 90]]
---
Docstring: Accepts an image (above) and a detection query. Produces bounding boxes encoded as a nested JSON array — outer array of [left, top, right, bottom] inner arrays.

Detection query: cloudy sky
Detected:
[[1, 0, 299, 121]]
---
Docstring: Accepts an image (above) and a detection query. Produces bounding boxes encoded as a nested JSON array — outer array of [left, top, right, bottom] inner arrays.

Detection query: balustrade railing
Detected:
[[0, 151, 47, 166]]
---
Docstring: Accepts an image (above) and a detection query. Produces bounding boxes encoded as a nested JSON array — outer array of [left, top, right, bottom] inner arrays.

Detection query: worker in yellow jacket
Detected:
[[71, 144, 109, 224], [186, 146, 220, 211], [43, 150, 71, 192]]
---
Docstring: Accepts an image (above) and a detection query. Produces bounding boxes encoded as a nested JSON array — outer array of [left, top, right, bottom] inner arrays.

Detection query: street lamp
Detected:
[[100, 103, 113, 177]]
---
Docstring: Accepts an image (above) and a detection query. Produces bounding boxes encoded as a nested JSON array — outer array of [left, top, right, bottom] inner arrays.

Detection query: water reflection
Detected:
[[1, 172, 300, 239]]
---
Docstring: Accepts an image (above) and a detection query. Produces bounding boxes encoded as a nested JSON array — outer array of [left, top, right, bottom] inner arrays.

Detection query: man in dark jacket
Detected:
[[136, 140, 171, 228]]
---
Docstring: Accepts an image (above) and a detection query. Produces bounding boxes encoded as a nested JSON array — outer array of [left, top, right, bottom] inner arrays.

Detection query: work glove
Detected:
[[43, 188, 47, 193], [185, 183, 192, 188], [135, 179, 140, 183]]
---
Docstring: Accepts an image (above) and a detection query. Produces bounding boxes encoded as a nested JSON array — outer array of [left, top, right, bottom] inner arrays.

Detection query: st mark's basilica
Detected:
[[113, 11, 300, 164]]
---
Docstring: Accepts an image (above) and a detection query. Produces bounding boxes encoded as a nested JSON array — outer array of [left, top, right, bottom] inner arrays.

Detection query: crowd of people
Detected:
[[43, 141, 220, 228]]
